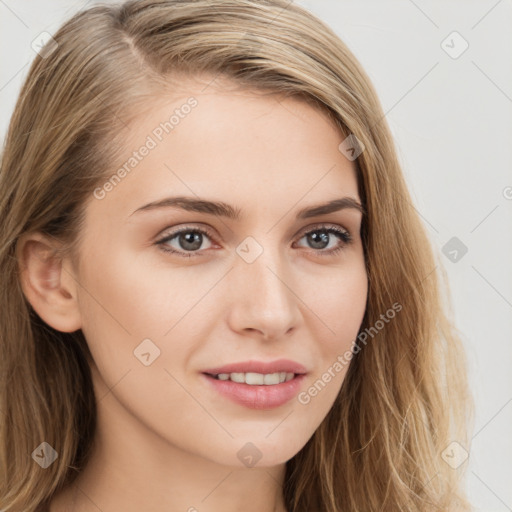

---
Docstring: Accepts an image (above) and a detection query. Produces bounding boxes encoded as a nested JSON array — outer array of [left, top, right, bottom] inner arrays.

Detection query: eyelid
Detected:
[[295, 222, 350, 238]]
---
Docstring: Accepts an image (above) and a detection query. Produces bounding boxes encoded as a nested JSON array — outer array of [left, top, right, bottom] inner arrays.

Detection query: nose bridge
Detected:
[[229, 233, 301, 335], [236, 234, 290, 303]]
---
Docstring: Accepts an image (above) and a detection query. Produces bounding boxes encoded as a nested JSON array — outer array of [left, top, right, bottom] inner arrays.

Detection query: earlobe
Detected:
[[16, 233, 82, 333]]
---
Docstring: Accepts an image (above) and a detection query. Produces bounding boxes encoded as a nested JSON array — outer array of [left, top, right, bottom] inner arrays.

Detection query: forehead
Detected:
[[88, 77, 359, 222]]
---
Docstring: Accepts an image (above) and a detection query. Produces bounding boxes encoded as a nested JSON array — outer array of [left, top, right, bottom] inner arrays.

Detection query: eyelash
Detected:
[[155, 224, 352, 259]]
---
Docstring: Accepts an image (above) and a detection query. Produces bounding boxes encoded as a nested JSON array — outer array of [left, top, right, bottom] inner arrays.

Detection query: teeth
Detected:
[[230, 372, 245, 383], [263, 373, 279, 385], [214, 372, 296, 385]]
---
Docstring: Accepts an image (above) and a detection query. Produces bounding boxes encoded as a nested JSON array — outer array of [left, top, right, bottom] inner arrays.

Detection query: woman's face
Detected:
[[72, 77, 368, 468]]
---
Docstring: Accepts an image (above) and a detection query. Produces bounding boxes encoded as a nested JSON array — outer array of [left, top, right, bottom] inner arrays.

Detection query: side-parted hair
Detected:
[[0, 1, 473, 510]]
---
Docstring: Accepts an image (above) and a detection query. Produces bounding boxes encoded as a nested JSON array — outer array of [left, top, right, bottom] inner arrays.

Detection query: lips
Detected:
[[201, 359, 308, 409]]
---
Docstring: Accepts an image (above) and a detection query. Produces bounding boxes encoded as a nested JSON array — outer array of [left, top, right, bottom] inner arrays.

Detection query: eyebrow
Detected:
[[129, 195, 365, 220]]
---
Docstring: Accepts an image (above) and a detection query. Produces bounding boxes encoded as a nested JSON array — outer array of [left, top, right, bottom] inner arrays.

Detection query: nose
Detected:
[[226, 243, 303, 341]]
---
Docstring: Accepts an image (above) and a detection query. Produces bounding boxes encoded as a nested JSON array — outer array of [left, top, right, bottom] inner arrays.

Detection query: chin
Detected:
[[205, 433, 311, 469]]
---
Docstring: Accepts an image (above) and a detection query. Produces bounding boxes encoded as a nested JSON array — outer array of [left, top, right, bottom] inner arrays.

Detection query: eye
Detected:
[[155, 224, 352, 258], [155, 226, 215, 258], [294, 224, 352, 257]]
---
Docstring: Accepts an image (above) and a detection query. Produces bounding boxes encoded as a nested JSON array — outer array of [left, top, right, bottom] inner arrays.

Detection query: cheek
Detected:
[[74, 244, 172, 391], [77, 243, 197, 339], [75, 244, 220, 390], [294, 259, 367, 416], [303, 256, 368, 351], [326, 274, 368, 353]]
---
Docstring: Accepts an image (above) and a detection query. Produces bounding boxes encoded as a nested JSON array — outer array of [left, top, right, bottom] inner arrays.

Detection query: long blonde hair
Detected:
[[0, 1, 473, 510]]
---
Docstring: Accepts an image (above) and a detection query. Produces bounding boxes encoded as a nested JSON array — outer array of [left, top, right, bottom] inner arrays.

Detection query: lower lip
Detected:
[[201, 373, 306, 410]]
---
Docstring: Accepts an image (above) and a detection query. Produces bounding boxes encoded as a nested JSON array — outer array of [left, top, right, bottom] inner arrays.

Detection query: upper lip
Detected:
[[203, 359, 307, 376]]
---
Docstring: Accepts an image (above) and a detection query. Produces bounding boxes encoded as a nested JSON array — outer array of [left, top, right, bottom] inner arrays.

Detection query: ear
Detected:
[[16, 232, 82, 333]]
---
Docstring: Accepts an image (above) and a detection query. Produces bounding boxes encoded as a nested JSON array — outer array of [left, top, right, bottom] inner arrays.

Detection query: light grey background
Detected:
[[1, 1, 511, 510]]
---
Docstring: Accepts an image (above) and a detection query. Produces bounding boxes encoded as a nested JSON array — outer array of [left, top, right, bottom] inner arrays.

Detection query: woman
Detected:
[[0, 1, 473, 510]]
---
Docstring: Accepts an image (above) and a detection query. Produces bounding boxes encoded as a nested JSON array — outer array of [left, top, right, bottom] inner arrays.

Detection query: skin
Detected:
[[18, 75, 368, 512]]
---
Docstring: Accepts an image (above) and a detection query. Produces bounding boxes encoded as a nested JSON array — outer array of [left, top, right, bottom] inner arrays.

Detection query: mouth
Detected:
[[201, 370, 306, 410], [200, 359, 307, 409]]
